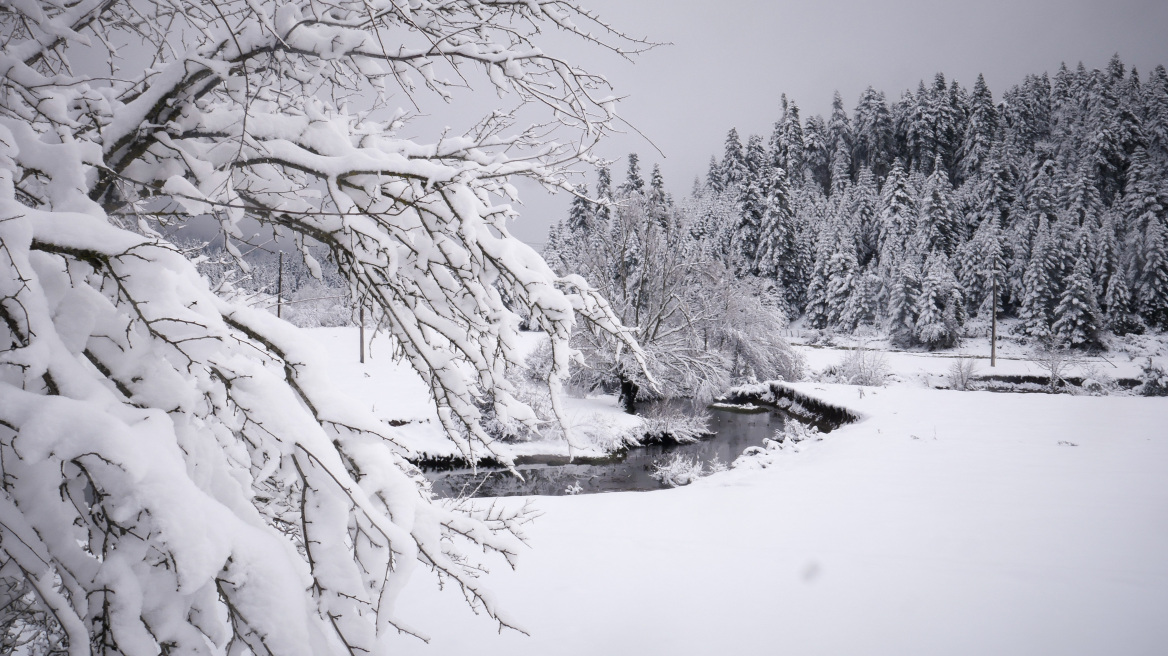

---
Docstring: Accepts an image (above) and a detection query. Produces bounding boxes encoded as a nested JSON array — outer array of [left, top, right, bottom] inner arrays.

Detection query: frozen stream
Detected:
[[425, 405, 791, 498]]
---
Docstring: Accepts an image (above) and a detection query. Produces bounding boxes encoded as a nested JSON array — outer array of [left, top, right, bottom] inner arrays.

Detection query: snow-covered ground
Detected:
[[347, 331, 1168, 656], [786, 321, 1167, 387], [309, 328, 642, 460]]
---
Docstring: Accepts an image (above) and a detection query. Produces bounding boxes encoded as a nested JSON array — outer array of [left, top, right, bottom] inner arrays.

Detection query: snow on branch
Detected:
[[0, 0, 649, 652]]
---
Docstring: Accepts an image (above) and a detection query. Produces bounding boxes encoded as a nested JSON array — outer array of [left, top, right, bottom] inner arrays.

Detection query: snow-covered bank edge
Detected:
[[719, 381, 863, 430]]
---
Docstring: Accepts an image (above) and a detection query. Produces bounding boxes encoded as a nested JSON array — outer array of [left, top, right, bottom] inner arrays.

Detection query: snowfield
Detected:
[[359, 337, 1168, 655]]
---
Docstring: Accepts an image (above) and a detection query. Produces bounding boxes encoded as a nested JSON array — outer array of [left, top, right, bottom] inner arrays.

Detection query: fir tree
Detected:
[[804, 115, 832, 194], [852, 86, 894, 178], [1052, 244, 1104, 348], [1139, 218, 1168, 328], [1144, 65, 1168, 163], [706, 155, 724, 194], [916, 253, 963, 349], [850, 168, 881, 267], [918, 158, 961, 256], [877, 160, 918, 267], [778, 99, 806, 181], [1019, 218, 1058, 337], [842, 267, 882, 329], [756, 166, 796, 282], [721, 128, 747, 191], [650, 164, 670, 228], [622, 152, 645, 195], [828, 91, 854, 182], [960, 74, 999, 181], [824, 234, 860, 329], [1104, 266, 1142, 335], [596, 166, 614, 226], [886, 259, 922, 346], [566, 183, 594, 234]]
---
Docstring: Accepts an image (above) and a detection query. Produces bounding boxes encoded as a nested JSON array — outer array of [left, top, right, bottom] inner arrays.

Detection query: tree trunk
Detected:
[[618, 375, 639, 415]]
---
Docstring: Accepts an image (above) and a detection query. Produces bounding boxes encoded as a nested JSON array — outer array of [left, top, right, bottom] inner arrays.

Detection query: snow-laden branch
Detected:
[[0, 0, 652, 653]]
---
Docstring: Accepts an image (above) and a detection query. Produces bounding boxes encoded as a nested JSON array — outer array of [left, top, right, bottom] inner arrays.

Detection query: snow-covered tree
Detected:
[[916, 254, 965, 349], [959, 74, 1000, 181], [1052, 244, 1104, 347], [0, 1, 651, 653], [561, 179, 802, 408], [918, 159, 962, 256], [886, 259, 923, 347]]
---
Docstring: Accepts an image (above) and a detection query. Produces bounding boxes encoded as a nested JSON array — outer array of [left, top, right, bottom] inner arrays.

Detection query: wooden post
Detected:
[[359, 305, 365, 364], [276, 251, 284, 319], [991, 270, 998, 368]]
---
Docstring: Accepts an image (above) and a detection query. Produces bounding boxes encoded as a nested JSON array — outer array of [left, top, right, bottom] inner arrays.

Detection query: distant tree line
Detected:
[[555, 55, 1168, 352]]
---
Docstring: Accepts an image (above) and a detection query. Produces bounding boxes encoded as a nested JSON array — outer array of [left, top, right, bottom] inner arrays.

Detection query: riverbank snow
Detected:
[[308, 327, 643, 460], [389, 384, 1168, 656], [308, 326, 1166, 654]]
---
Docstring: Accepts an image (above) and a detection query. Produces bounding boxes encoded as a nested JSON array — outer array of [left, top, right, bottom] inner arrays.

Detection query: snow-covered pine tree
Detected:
[[567, 183, 595, 234], [959, 214, 1007, 317], [734, 137, 770, 274], [597, 166, 616, 227], [804, 115, 832, 194], [803, 225, 835, 329], [1104, 263, 1143, 335], [1145, 65, 1168, 164], [902, 81, 932, 173], [1019, 218, 1060, 337], [919, 158, 962, 256], [650, 164, 671, 229], [824, 228, 860, 329], [1063, 160, 1105, 228], [886, 259, 923, 346], [1052, 243, 1104, 348], [1139, 218, 1168, 328], [877, 161, 919, 269], [850, 168, 882, 267], [842, 266, 883, 329], [916, 253, 964, 349], [622, 152, 647, 195], [755, 165, 796, 286], [721, 129, 748, 191], [828, 91, 855, 183], [1001, 73, 1053, 154], [707, 155, 725, 194], [778, 99, 807, 182], [853, 87, 895, 178], [960, 74, 1000, 181], [544, 219, 570, 274]]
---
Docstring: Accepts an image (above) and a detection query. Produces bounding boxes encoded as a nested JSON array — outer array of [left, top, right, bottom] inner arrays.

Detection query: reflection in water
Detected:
[[427, 407, 787, 498]]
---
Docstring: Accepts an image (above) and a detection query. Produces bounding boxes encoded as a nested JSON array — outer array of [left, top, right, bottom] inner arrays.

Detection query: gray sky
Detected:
[[504, 0, 1168, 247]]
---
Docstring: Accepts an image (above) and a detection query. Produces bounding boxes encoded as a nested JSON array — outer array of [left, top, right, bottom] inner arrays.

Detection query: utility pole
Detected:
[[991, 269, 998, 368], [359, 305, 365, 364], [276, 251, 284, 319]]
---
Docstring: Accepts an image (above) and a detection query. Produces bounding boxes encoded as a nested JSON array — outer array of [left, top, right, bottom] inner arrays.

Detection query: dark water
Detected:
[[426, 405, 788, 498]]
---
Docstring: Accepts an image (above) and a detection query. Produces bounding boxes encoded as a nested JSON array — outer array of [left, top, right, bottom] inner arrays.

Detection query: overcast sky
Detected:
[[504, 0, 1168, 246]]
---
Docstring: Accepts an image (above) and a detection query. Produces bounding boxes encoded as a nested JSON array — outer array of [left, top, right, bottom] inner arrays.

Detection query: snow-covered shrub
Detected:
[[1029, 339, 1084, 393], [836, 347, 890, 386], [946, 357, 979, 390], [732, 422, 821, 469], [1138, 358, 1168, 396], [1078, 364, 1116, 395], [650, 453, 707, 487], [639, 407, 712, 444]]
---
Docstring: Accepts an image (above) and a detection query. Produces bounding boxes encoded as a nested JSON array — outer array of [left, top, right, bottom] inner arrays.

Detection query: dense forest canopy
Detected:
[[552, 55, 1168, 352]]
